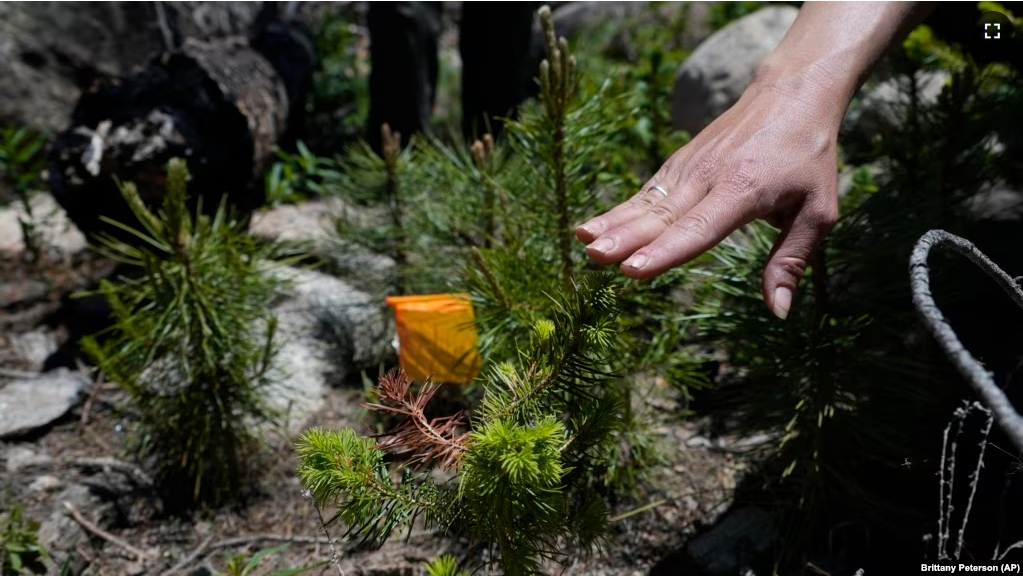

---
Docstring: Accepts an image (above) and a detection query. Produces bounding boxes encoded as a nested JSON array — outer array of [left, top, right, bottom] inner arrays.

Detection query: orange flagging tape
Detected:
[[384, 293, 483, 385]]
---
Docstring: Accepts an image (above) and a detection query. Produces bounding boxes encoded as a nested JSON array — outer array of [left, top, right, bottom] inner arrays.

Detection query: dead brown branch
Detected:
[[363, 368, 469, 470]]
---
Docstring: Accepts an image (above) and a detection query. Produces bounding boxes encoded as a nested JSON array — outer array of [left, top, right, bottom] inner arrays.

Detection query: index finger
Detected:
[[619, 187, 756, 279]]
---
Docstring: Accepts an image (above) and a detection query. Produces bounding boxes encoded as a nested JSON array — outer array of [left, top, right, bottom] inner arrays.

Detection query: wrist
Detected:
[[746, 57, 856, 129], [746, 1, 937, 129]]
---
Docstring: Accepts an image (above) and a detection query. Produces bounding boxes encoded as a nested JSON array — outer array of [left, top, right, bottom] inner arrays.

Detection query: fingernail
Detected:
[[587, 237, 616, 254], [623, 254, 649, 270], [578, 221, 605, 236], [772, 286, 792, 320]]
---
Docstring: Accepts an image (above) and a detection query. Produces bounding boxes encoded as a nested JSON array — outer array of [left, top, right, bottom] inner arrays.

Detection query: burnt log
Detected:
[[46, 19, 315, 244]]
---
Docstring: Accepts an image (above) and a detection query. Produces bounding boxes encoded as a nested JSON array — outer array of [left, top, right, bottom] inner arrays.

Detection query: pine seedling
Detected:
[[298, 272, 626, 574], [327, 123, 522, 296], [82, 158, 287, 511], [461, 6, 706, 492], [465, 6, 626, 360], [423, 554, 469, 576]]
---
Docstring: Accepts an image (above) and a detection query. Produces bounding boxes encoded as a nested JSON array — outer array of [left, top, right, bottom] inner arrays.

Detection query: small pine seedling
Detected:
[[298, 272, 626, 575], [82, 158, 287, 511], [423, 554, 469, 576]]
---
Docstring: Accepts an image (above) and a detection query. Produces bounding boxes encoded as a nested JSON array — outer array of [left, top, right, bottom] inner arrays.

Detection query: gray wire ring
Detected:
[[647, 185, 668, 197]]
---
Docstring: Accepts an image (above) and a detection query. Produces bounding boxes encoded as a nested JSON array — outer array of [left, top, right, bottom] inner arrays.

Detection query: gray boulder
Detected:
[[263, 265, 394, 436], [0, 368, 90, 439], [250, 199, 398, 296], [843, 71, 950, 150], [0, 191, 89, 262], [672, 6, 799, 136]]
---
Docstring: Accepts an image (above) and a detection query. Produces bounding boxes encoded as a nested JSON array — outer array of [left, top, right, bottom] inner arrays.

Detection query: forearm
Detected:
[[750, 1, 937, 124]]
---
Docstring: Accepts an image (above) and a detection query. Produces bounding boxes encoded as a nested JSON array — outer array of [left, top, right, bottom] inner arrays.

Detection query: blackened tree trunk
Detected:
[[47, 17, 315, 244]]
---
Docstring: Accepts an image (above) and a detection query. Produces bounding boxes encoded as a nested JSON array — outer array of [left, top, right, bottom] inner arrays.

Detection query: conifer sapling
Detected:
[[83, 158, 286, 510]]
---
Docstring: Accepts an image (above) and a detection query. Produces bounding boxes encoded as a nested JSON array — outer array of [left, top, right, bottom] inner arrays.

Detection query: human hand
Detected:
[[575, 76, 842, 320], [575, 1, 937, 320]]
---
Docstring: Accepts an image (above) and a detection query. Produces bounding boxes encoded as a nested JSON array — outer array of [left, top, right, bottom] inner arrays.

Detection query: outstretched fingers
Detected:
[[575, 173, 696, 244], [581, 180, 711, 266], [616, 188, 757, 279]]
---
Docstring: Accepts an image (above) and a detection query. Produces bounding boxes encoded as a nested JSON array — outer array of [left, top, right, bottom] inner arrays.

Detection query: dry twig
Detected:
[[80, 370, 107, 426], [161, 535, 213, 576], [364, 369, 469, 470], [64, 501, 155, 562], [0, 367, 42, 379]]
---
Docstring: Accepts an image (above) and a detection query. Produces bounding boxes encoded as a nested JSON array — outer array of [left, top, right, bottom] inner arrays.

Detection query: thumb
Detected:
[[762, 203, 836, 320]]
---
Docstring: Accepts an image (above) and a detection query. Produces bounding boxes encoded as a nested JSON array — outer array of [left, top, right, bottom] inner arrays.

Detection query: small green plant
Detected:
[[423, 554, 470, 576], [264, 141, 346, 207], [0, 126, 46, 200], [215, 544, 323, 576], [316, 2, 707, 498], [0, 504, 48, 576], [82, 158, 288, 511], [0, 126, 49, 260]]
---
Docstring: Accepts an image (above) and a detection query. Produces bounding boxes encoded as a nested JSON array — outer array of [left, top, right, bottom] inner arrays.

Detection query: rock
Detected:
[[0, 368, 90, 439], [0, 191, 88, 262], [250, 200, 397, 295], [0, 280, 48, 309], [4, 445, 54, 473], [683, 506, 776, 576], [844, 71, 949, 151], [527, 2, 711, 100], [0, 3, 162, 133], [683, 496, 699, 512], [685, 435, 713, 449], [7, 329, 60, 371], [263, 265, 394, 435], [28, 474, 63, 492], [249, 198, 341, 244], [672, 6, 799, 136], [541, 2, 645, 40], [963, 181, 1023, 221], [537, 2, 710, 53]]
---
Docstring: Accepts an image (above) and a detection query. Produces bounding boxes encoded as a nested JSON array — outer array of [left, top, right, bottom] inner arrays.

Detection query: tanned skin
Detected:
[[576, 2, 937, 319]]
